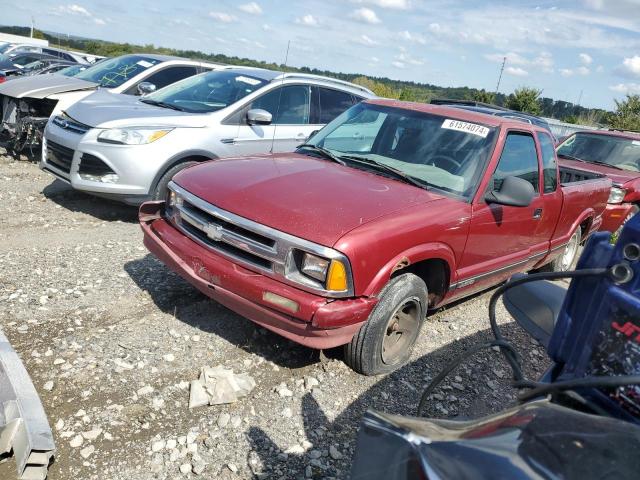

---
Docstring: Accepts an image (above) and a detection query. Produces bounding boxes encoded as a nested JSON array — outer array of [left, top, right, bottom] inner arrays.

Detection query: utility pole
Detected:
[[576, 89, 583, 107], [495, 56, 506, 94], [30, 16, 34, 38]]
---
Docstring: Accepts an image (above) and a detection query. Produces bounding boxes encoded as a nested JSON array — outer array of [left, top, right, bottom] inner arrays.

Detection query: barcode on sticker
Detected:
[[441, 119, 490, 138]]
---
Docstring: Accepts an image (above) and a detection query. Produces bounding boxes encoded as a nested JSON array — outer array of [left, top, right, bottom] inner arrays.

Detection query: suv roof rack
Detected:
[[275, 72, 374, 95], [430, 98, 512, 112]]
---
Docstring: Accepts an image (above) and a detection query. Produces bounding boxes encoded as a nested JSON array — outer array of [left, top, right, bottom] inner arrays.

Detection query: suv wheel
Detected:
[[152, 161, 199, 201], [344, 273, 427, 375]]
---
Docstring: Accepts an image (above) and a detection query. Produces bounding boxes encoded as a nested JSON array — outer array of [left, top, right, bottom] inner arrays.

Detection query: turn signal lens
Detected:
[[326, 260, 348, 291]]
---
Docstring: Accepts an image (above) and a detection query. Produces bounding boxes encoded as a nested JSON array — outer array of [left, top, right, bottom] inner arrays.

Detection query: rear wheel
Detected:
[[152, 161, 199, 201], [543, 228, 582, 272], [344, 274, 427, 375]]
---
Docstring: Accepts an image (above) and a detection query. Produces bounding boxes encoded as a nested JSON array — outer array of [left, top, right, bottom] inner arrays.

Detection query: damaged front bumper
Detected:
[[0, 329, 55, 480], [0, 95, 56, 154]]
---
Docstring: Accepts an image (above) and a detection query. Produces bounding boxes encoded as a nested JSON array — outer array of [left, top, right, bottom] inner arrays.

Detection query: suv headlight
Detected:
[[97, 127, 173, 145], [608, 186, 627, 204]]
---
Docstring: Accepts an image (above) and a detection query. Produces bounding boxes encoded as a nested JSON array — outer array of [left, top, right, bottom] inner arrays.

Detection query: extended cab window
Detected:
[[538, 132, 558, 193], [492, 132, 539, 192], [250, 85, 310, 125]]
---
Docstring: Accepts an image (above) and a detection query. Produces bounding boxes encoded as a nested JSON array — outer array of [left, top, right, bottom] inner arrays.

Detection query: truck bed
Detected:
[[560, 165, 605, 185]]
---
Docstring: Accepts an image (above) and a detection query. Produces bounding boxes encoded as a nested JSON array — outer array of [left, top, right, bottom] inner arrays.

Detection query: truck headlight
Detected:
[[97, 128, 173, 145], [299, 252, 349, 292], [608, 187, 627, 204]]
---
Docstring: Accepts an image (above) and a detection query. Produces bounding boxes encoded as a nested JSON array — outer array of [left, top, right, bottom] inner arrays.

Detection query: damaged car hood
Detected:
[[172, 153, 445, 246], [0, 74, 97, 99], [65, 90, 208, 128]]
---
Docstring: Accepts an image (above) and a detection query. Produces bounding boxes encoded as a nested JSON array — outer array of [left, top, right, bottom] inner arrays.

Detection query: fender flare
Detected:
[[362, 242, 457, 297], [150, 149, 219, 193], [566, 208, 596, 243]]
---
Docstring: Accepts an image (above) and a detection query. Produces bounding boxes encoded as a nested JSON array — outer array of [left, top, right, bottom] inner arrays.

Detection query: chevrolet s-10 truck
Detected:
[[139, 100, 611, 375]]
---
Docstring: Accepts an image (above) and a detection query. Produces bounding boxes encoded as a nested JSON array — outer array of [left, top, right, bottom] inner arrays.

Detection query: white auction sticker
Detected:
[[441, 119, 490, 138], [236, 75, 261, 86], [136, 60, 154, 68]]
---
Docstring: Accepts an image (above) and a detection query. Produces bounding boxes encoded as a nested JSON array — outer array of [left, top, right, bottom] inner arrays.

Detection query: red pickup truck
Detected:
[[557, 130, 640, 234], [139, 100, 611, 375]]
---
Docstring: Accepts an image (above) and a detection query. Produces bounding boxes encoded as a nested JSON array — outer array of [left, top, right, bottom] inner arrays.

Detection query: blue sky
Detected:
[[4, 0, 640, 110]]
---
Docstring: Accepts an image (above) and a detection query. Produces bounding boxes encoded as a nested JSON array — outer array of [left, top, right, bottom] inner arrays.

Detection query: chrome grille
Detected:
[[167, 181, 355, 298]]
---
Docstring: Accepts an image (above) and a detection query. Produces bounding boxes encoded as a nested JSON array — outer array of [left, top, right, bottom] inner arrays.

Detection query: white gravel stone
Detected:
[[152, 440, 166, 452], [70, 434, 83, 448], [80, 445, 95, 459], [43, 381, 54, 391], [137, 385, 154, 396]]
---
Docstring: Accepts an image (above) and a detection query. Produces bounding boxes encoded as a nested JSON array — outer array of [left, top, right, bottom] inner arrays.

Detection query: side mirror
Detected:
[[247, 109, 272, 126], [485, 176, 534, 207], [137, 82, 157, 96]]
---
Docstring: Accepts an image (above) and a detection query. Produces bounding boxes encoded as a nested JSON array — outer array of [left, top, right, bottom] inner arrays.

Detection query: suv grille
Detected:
[[52, 115, 91, 135], [46, 140, 74, 174]]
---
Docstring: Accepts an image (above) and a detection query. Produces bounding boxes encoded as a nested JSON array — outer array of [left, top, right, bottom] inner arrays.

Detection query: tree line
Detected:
[[2, 25, 638, 130]]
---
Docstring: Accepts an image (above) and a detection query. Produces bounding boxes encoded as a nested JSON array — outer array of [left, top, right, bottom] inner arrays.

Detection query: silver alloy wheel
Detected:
[[559, 230, 580, 271]]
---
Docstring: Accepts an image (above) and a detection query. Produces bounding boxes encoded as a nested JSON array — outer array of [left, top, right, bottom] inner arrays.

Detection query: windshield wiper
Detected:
[[557, 153, 586, 162], [339, 154, 429, 189], [297, 144, 346, 165], [140, 98, 184, 111]]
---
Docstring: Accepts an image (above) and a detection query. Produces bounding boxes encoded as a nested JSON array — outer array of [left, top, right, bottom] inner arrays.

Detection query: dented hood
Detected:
[[172, 153, 444, 246], [0, 74, 97, 99], [65, 89, 208, 128]]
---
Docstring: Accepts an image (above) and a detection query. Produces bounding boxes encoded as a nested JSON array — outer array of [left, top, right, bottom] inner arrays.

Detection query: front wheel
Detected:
[[152, 161, 199, 201], [344, 273, 428, 375]]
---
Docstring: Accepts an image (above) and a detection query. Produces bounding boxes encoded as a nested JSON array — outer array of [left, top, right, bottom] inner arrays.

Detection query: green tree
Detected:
[[505, 87, 542, 115], [352, 76, 401, 99], [608, 94, 640, 131], [469, 89, 495, 104], [32, 29, 46, 40]]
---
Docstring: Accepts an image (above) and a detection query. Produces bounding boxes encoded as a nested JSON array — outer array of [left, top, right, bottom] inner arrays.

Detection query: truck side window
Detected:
[[250, 85, 310, 125], [493, 132, 539, 192], [538, 132, 558, 193]]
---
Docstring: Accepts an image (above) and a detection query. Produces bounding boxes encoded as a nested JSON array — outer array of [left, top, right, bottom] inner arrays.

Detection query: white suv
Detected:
[[41, 67, 374, 204]]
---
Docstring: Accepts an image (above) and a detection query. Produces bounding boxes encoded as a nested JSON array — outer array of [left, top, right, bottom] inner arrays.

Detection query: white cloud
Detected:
[[621, 55, 640, 77], [392, 61, 405, 69], [396, 52, 423, 66], [65, 4, 91, 16], [238, 2, 262, 15], [209, 11, 237, 23], [610, 82, 640, 94], [560, 66, 591, 77], [505, 66, 529, 77], [93, 18, 106, 25], [371, 56, 380, 63], [398, 30, 426, 45], [577, 66, 590, 75], [354, 34, 379, 46], [295, 14, 319, 26], [579, 53, 593, 65], [560, 68, 574, 77], [485, 51, 554, 72], [262, 24, 271, 31], [350, 0, 409, 9], [349, 7, 381, 24], [53, 4, 106, 25]]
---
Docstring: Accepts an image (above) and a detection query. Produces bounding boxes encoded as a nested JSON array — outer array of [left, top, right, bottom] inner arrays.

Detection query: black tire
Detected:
[[152, 161, 199, 201], [540, 228, 582, 272], [344, 273, 428, 375]]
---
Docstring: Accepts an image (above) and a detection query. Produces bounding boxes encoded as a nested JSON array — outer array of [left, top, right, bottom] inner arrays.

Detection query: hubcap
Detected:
[[559, 231, 579, 271], [381, 298, 420, 365]]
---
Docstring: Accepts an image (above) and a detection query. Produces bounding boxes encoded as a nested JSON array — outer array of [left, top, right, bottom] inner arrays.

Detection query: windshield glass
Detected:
[[74, 55, 162, 88], [302, 102, 498, 198], [558, 133, 640, 172], [57, 64, 87, 77], [0, 43, 10, 54], [143, 70, 268, 113]]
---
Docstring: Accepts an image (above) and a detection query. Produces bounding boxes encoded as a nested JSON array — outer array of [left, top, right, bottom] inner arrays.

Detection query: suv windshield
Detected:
[[558, 133, 640, 172], [57, 64, 87, 77], [301, 102, 497, 198], [143, 70, 268, 113], [75, 55, 162, 88]]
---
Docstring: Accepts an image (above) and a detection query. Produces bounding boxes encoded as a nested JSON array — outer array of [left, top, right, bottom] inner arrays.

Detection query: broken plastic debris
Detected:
[[189, 366, 256, 408]]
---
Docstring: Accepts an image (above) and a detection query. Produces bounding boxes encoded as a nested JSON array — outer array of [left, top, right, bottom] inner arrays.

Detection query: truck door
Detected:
[[454, 130, 546, 295], [232, 84, 313, 154]]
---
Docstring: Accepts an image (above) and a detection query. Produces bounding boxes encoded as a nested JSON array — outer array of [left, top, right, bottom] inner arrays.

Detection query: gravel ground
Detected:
[[0, 150, 551, 480]]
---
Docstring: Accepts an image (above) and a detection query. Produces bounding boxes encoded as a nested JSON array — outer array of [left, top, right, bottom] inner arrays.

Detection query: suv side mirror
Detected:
[[247, 109, 272, 126], [137, 82, 157, 96], [485, 176, 534, 207]]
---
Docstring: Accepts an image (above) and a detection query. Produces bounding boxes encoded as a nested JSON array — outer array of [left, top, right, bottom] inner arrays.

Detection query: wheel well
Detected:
[[152, 155, 213, 191], [579, 217, 592, 241], [390, 258, 449, 307]]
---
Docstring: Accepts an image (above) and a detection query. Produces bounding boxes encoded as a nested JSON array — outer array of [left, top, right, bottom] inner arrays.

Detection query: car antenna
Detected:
[[270, 40, 290, 154]]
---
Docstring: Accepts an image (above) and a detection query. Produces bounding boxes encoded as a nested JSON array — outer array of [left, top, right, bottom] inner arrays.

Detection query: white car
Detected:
[[0, 53, 220, 152], [41, 67, 374, 204]]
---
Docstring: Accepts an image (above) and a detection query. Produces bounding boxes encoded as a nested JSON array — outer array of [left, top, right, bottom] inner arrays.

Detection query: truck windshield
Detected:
[[75, 55, 162, 88], [302, 102, 497, 198], [142, 70, 268, 113], [557, 133, 640, 172]]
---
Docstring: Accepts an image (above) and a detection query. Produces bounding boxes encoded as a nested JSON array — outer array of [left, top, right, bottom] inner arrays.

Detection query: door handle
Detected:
[[533, 208, 543, 219]]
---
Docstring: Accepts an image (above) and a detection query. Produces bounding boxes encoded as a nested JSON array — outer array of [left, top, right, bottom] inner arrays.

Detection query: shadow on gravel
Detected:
[[124, 254, 320, 369], [42, 179, 138, 222], [246, 321, 544, 479]]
